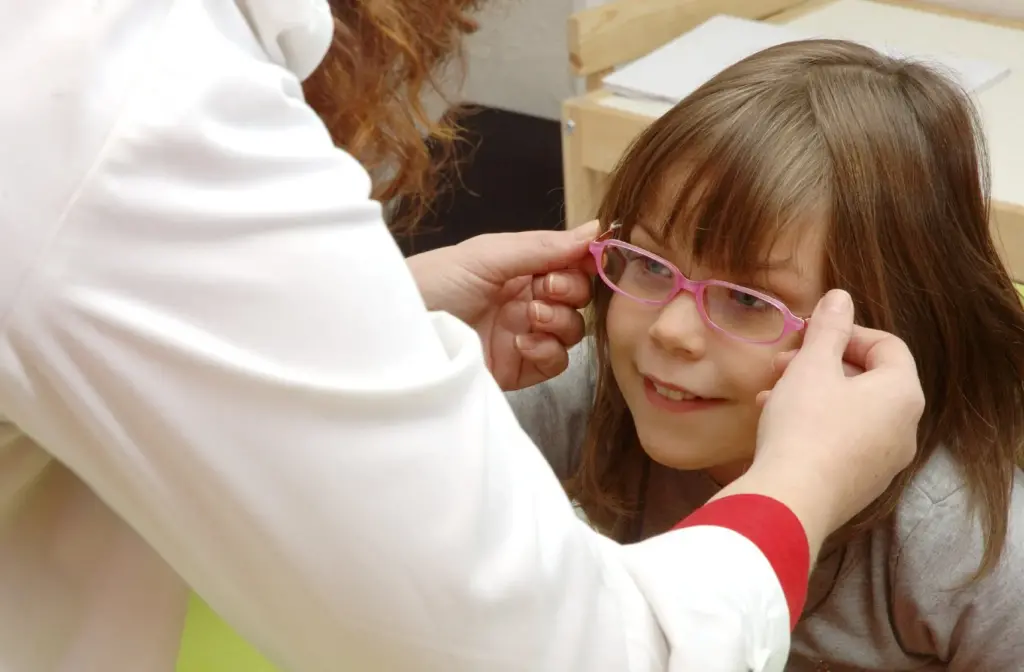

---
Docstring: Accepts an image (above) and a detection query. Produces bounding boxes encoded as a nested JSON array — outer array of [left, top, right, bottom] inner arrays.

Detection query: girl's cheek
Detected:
[[732, 348, 782, 402], [606, 295, 649, 342]]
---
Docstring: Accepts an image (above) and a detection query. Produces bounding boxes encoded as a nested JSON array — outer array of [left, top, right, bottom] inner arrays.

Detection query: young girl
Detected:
[[510, 39, 1024, 670]]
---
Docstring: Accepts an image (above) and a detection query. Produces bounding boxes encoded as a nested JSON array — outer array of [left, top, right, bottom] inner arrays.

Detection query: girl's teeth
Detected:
[[653, 383, 697, 401]]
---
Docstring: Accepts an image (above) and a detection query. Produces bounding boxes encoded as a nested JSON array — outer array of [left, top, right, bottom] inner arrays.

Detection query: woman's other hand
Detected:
[[407, 221, 599, 390], [720, 290, 924, 559]]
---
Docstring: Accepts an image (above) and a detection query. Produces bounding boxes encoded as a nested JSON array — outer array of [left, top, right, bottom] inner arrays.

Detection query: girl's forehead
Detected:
[[604, 127, 833, 279]]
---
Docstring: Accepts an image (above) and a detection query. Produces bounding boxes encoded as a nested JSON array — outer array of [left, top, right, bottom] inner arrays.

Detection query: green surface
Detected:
[[177, 594, 279, 672]]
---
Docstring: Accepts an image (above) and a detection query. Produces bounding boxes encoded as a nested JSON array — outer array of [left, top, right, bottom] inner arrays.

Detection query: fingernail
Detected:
[[822, 289, 852, 313], [773, 350, 795, 372], [515, 334, 540, 350], [531, 301, 554, 323], [546, 274, 567, 295], [572, 219, 601, 240]]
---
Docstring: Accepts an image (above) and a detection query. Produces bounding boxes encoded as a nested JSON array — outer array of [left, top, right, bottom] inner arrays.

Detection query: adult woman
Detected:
[[0, 1, 922, 671]]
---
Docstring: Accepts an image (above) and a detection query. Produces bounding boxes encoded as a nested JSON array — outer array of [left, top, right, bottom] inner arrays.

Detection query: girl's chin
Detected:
[[637, 437, 753, 481], [639, 443, 720, 471]]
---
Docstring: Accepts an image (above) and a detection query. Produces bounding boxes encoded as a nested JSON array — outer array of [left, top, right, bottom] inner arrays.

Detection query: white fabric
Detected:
[[0, 1, 791, 670]]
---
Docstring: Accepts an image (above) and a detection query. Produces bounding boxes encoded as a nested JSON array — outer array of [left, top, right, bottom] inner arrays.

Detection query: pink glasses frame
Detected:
[[588, 224, 807, 345]]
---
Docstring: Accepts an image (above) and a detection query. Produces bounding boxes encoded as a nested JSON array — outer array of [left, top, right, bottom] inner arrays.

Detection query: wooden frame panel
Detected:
[[561, 94, 651, 224], [568, 0, 809, 77], [993, 205, 1024, 281]]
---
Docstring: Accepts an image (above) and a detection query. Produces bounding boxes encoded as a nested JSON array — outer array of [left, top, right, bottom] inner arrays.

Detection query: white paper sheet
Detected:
[[602, 13, 1011, 105]]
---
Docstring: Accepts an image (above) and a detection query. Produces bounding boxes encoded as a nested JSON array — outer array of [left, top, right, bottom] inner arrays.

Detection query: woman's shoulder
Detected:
[[505, 336, 597, 479], [0, 0, 374, 326], [236, 0, 334, 79]]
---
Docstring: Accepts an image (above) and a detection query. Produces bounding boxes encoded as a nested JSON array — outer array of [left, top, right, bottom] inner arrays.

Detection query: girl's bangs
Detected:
[[606, 95, 829, 279]]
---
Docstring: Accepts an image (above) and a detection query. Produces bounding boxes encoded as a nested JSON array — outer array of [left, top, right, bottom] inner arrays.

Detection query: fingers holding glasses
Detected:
[[772, 349, 864, 378], [526, 269, 591, 351], [514, 333, 571, 384], [526, 300, 586, 349], [531, 269, 593, 309], [758, 346, 866, 408], [511, 269, 590, 387], [843, 324, 917, 374], [772, 350, 798, 376]]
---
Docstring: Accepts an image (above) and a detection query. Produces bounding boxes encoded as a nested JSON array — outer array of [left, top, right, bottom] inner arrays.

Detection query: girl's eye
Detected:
[[641, 258, 672, 277], [729, 289, 769, 310]]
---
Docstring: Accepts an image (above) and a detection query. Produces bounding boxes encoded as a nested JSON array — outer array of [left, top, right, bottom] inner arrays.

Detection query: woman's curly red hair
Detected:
[[302, 0, 482, 233]]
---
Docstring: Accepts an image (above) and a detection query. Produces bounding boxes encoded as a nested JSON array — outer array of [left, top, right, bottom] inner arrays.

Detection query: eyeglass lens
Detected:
[[598, 244, 786, 342]]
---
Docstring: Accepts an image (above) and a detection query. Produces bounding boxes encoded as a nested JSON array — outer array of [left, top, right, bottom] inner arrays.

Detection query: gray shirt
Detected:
[[507, 340, 1024, 670]]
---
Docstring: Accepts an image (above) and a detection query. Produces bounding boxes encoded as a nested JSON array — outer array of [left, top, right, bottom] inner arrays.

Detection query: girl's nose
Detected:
[[648, 292, 708, 359]]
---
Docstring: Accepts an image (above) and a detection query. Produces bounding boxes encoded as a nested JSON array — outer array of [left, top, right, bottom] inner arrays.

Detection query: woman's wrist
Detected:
[[710, 464, 830, 564], [406, 252, 444, 312], [676, 486, 815, 629]]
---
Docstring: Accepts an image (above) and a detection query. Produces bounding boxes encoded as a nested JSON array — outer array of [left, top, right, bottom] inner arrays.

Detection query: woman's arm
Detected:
[[0, 2, 802, 670]]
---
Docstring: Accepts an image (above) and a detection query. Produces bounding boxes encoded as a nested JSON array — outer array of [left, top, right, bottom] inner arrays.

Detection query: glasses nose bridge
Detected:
[[671, 268, 703, 302], [662, 270, 717, 337]]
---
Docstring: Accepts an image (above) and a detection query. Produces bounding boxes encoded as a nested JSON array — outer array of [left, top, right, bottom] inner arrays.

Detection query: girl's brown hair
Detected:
[[302, 0, 482, 233], [567, 39, 1024, 576]]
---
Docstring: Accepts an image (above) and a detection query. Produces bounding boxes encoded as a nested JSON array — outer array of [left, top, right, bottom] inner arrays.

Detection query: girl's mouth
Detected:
[[651, 381, 700, 401], [643, 377, 726, 412]]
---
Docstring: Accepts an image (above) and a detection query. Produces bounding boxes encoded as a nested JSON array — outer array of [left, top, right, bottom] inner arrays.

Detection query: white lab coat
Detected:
[[0, 1, 794, 670]]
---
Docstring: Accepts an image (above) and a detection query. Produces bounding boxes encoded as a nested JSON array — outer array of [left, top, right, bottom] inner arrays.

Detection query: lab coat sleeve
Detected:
[[0, 1, 799, 670]]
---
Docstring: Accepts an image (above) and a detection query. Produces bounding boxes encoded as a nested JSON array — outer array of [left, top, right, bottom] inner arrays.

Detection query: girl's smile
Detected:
[[642, 375, 727, 412]]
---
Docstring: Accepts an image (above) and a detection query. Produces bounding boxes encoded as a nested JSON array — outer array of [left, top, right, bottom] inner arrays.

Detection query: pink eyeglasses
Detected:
[[589, 224, 806, 344]]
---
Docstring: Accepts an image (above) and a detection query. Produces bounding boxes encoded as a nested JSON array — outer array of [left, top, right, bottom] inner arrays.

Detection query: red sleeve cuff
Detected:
[[673, 494, 810, 630]]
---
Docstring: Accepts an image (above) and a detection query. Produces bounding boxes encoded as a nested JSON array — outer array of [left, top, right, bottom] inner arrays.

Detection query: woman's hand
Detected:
[[407, 222, 599, 391], [719, 290, 924, 560]]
